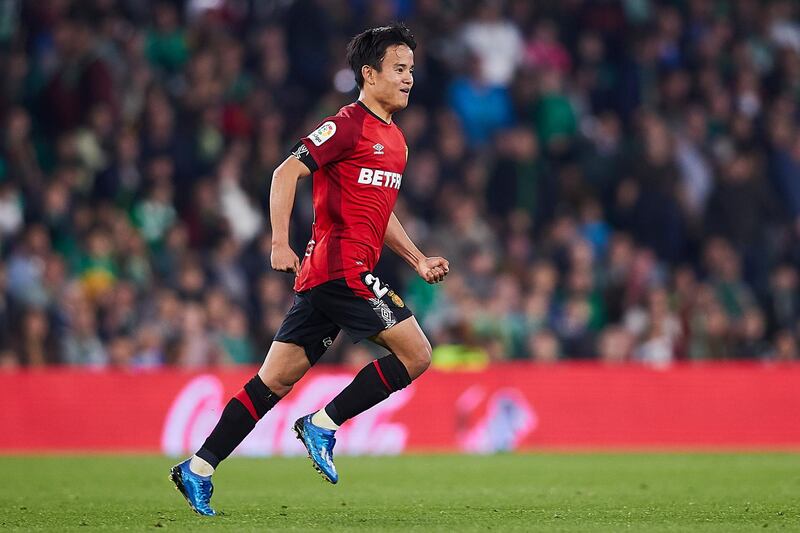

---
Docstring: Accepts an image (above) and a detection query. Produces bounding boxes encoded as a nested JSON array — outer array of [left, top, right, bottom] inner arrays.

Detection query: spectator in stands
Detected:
[[9, 308, 59, 367], [7, 225, 52, 309], [218, 306, 256, 365], [527, 329, 560, 363], [734, 308, 772, 359], [597, 326, 635, 364], [773, 330, 798, 361], [448, 53, 514, 147], [460, 1, 523, 88], [62, 300, 107, 366], [765, 265, 800, 335], [41, 14, 115, 135], [625, 287, 681, 366]]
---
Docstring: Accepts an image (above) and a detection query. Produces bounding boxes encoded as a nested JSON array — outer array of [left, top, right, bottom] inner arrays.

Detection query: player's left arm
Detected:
[[385, 211, 449, 284]]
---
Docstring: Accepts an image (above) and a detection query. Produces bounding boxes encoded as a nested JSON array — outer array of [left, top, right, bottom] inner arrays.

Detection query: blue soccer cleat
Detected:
[[293, 415, 339, 484], [169, 458, 216, 516]]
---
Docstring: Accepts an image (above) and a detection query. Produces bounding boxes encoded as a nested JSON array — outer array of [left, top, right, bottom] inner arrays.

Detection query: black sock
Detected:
[[196, 375, 280, 469], [325, 353, 412, 426]]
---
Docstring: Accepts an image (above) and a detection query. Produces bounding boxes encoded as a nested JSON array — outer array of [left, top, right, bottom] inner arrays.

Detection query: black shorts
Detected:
[[274, 272, 413, 365]]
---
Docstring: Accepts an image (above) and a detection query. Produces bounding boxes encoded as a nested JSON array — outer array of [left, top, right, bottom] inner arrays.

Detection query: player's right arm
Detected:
[[272, 115, 357, 273], [270, 156, 311, 273]]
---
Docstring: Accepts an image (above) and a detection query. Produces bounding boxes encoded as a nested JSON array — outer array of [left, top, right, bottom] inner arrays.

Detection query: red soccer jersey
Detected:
[[290, 101, 408, 293]]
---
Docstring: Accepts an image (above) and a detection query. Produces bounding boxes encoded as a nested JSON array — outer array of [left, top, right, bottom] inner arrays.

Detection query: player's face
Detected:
[[369, 44, 414, 112]]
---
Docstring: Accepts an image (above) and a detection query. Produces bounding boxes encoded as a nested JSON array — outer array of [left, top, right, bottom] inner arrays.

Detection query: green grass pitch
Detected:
[[1, 453, 798, 531]]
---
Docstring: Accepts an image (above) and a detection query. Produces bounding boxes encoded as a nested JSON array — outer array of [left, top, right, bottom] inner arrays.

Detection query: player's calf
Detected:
[[325, 352, 412, 427]]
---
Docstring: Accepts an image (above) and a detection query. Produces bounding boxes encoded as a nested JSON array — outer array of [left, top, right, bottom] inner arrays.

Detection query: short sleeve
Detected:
[[290, 116, 359, 172]]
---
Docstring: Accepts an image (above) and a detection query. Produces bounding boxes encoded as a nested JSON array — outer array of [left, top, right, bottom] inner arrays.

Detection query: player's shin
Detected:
[[192, 375, 281, 474], [321, 353, 411, 427]]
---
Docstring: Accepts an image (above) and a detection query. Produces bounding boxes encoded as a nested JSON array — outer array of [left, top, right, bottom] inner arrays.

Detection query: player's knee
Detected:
[[399, 337, 432, 379], [257, 342, 310, 397], [258, 370, 303, 397], [259, 375, 293, 397], [418, 338, 432, 373]]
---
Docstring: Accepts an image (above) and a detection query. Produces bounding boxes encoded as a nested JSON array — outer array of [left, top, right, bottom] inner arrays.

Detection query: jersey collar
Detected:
[[357, 100, 392, 125]]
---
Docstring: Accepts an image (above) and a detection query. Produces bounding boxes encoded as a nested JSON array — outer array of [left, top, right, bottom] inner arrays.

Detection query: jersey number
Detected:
[[364, 273, 389, 299], [304, 239, 316, 257]]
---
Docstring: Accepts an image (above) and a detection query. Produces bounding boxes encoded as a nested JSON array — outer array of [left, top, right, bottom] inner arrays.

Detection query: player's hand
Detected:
[[417, 256, 449, 284], [271, 243, 300, 274]]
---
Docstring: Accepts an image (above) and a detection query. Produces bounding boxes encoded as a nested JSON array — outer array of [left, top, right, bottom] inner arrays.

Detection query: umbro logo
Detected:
[[373, 143, 384, 155]]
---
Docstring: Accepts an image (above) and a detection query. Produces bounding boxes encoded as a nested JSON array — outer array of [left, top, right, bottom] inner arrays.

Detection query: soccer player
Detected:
[[170, 23, 449, 516]]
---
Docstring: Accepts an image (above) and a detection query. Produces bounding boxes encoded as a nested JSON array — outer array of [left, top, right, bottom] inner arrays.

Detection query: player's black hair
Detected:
[[346, 22, 417, 89]]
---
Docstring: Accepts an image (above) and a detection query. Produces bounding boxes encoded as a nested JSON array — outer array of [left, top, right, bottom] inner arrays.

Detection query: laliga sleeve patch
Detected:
[[309, 121, 337, 146]]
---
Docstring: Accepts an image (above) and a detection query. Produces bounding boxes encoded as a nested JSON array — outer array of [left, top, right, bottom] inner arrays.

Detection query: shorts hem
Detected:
[[349, 311, 413, 344], [273, 336, 318, 365]]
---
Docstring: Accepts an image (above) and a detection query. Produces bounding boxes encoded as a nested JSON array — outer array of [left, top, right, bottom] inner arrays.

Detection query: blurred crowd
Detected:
[[0, 0, 799, 370]]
